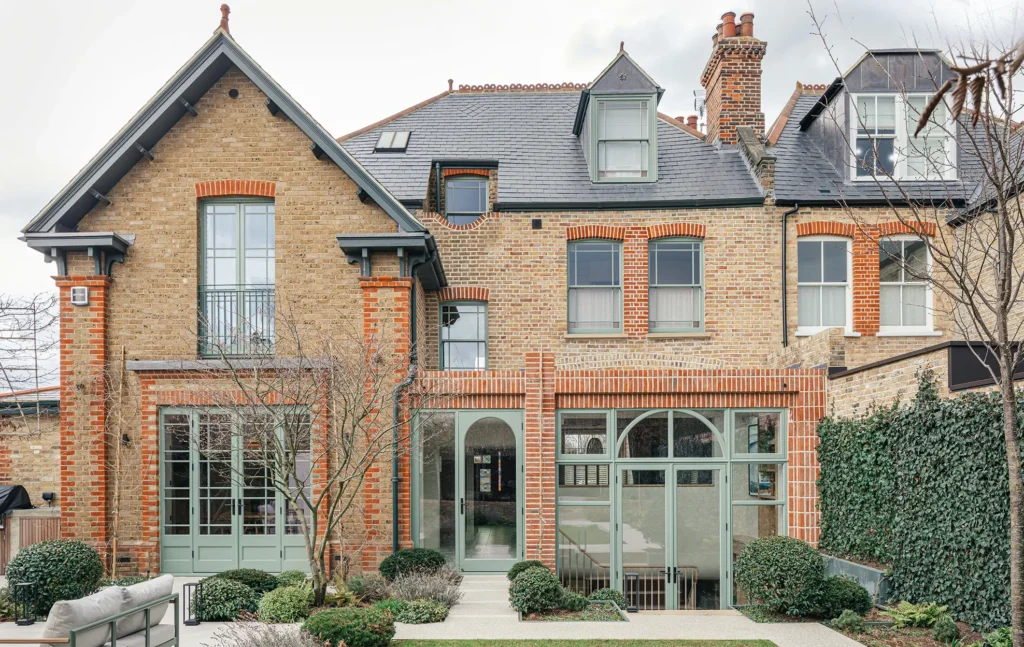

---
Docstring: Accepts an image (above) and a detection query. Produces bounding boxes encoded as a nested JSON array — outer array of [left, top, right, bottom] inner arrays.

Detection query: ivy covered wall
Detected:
[[818, 373, 1022, 629]]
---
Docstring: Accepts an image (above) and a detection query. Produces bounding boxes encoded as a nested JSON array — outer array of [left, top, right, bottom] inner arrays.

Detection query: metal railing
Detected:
[[558, 529, 612, 597], [198, 285, 275, 357]]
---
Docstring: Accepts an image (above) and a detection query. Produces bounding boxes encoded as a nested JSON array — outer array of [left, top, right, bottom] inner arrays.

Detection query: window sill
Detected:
[[794, 328, 859, 338], [564, 333, 628, 340], [876, 330, 943, 337], [646, 332, 711, 340]]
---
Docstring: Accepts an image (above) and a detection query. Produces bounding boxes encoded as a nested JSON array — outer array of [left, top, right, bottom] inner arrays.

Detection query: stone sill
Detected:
[[646, 332, 712, 340], [563, 333, 628, 340], [875, 330, 943, 337]]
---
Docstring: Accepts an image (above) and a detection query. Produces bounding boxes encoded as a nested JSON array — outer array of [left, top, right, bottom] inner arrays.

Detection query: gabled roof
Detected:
[[23, 29, 424, 234], [572, 49, 664, 137]]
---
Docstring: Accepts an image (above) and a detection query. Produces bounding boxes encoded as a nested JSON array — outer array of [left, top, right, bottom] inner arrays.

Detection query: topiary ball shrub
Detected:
[[373, 598, 410, 617], [588, 587, 628, 609], [817, 575, 872, 619], [507, 560, 547, 582], [395, 599, 449, 624], [734, 536, 825, 616], [257, 584, 314, 623], [561, 589, 590, 612], [832, 609, 867, 633], [378, 548, 446, 582], [194, 578, 259, 621], [5, 539, 104, 615], [212, 568, 279, 595], [275, 570, 308, 589], [347, 573, 389, 603], [933, 616, 961, 644], [302, 607, 396, 647], [508, 566, 563, 614]]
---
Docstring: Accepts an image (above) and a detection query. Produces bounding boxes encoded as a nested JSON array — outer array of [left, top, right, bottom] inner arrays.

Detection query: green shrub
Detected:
[[508, 566, 562, 614], [347, 573, 389, 603], [985, 627, 1012, 647], [933, 616, 961, 644], [507, 560, 547, 582], [561, 589, 590, 612], [0, 587, 15, 622], [832, 609, 867, 633], [212, 568, 279, 595], [302, 607, 396, 647], [882, 601, 949, 628], [257, 584, 314, 623], [373, 598, 409, 616], [378, 548, 446, 582], [99, 575, 148, 587], [396, 599, 449, 624], [275, 570, 308, 588], [588, 588, 628, 609], [817, 576, 872, 619], [194, 578, 260, 621], [734, 536, 824, 616], [5, 539, 104, 615]]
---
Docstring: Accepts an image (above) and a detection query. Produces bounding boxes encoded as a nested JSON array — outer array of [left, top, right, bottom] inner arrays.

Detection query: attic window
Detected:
[[375, 131, 410, 152]]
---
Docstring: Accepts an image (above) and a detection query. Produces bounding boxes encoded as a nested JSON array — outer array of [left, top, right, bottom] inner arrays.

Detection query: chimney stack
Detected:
[[700, 10, 766, 145]]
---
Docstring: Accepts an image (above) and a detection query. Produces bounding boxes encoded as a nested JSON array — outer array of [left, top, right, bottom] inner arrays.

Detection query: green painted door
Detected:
[[456, 411, 523, 572]]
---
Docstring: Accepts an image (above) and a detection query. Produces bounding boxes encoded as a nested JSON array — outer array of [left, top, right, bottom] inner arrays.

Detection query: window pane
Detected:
[[797, 286, 821, 327], [649, 286, 701, 330], [797, 242, 821, 283], [855, 137, 875, 176], [213, 211, 237, 248], [376, 132, 395, 149], [599, 141, 645, 177], [557, 505, 611, 578], [560, 413, 608, 456], [733, 412, 781, 455], [821, 242, 847, 282], [599, 101, 646, 139], [571, 243, 620, 287], [558, 465, 610, 502], [876, 97, 896, 134], [905, 240, 928, 277], [569, 288, 620, 332], [733, 463, 782, 502], [672, 411, 722, 458], [443, 342, 486, 370], [856, 96, 875, 134], [821, 286, 846, 327], [903, 285, 927, 326], [880, 285, 902, 326], [391, 131, 410, 149], [618, 411, 669, 458], [418, 412, 456, 561], [441, 304, 484, 341], [652, 242, 699, 286], [875, 138, 896, 174], [880, 240, 903, 283], [447, 179, 487, 214]]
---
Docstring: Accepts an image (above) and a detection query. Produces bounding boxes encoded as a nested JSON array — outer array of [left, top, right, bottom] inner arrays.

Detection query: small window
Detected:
[[440, 302, 487, 370], [596, 100, 651, 180], [559, 412, 609, 457], [374, 131, 411, 152], [905, 97, 953, 179], [568, 241, 622, 333], [445, 177, 488, 225], [880, 238, 930, 329], [854, 95, 897, 177], [649, 239, 703, 332], [797, 239, 850, 332], [852, 94, 955, 180]]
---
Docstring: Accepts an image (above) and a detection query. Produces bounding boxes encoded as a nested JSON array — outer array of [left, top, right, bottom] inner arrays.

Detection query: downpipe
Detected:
[[781, 204, 799, 348]]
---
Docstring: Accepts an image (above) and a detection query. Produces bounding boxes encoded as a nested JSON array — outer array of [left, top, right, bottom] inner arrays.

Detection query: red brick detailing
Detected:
[[796, 221, 856, 238], [566, 225, 626, 241], [194, 180, 276, 199], [55, 276, 111, 561], [456, 82, 587, 93], [438, 287, 490, 302], [623, 227, 649, 338], [876, 221, 937, 237], [851, 222, 935, 335], [441, 169, 490, 178], [423, 211, 496, 231], [647, 223, 707, 240]]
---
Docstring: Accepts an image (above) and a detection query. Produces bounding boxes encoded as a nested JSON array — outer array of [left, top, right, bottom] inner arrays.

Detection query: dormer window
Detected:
[[445, 176, 488, 224], [595, 99, 655, 181], [851, 94, 955, 181]]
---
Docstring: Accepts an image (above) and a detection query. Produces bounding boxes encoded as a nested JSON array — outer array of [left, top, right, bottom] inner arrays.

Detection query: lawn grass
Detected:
[[396, 641, 777, 647]]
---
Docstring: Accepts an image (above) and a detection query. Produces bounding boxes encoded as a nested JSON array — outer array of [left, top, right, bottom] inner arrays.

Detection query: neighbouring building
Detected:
[[0, 386, 61, 507], [16, 6, 1009, 611]]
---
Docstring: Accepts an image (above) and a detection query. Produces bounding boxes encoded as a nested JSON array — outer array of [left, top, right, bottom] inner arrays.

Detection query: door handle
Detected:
[[672, 566, 678, 584], [460, 498, 465, 515]]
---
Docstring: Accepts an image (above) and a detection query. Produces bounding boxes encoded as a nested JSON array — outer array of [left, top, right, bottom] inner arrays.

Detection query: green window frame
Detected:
[[445, 176, 488, 225], [589, 95, 658, 183], [439, 301, 488, 370], [648, 238, 704, 332], [567, 240, 623, 334]]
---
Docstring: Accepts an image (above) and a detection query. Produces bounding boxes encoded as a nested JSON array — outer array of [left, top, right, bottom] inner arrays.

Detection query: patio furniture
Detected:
[[0, 574, 178, 647]]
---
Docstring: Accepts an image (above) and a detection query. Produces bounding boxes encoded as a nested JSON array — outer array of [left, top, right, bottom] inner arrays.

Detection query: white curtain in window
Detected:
[[569, 288, 619, 330], [820, 286, 846, 327], [650, 287, 700, 329]]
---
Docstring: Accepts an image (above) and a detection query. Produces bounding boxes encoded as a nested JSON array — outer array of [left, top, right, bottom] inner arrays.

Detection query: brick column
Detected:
[[623, 227, 649, 339], [851, 232, 880, 336], [524, 351, 556, 566], [55, 276, 111, 555]]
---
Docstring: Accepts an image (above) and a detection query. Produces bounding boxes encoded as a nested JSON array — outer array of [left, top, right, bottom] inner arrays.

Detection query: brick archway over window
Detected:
[[194, 180, 277, 199], [566, 225, 626, 241], [441, 169, 490, 178], [796, 221, 856, 238], [439, 287, 490, 302], [647, 223, 707, 239]]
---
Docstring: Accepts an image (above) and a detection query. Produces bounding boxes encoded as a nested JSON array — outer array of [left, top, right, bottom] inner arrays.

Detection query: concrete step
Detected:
[[447, 600, 517, 618], [457, 588, 509, 602]]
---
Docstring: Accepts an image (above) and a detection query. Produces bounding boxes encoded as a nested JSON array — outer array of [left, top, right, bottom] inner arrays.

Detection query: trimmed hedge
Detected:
[[5, 539, 104, 615], [734, 536, 824, 616], [508, 566, 562, 614], [588, 588, 628, 609], [257, 584, 314, 623], [507, 560, 547, 582], [378, 548, 446, 582], [817, 576, 872, 620], [212, 568, 279, 595], [818, 373, 1022, 629], [303, 607, 395, 647], [194, 578, 260, 621]]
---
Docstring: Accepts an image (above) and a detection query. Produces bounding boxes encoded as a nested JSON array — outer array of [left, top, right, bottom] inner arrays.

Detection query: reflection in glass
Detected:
[[621, 469, 666, 610], [732, 505, 784, 604], [618, 412, 668, 458], [676, 469, 721, 609], [560, 413, 607, 455], [733, 463, 782, 502], [733, 412, 780, 455], [463, 418, 517, 561], [558, 464, 610, 502], [418, 413, 456, 560], [557, 505, 612, 594], [672, 411, 722, 458]]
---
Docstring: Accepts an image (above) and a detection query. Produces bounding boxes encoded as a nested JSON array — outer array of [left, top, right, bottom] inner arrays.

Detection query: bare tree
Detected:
[[0, 293, 58, 437], [189, 303, 452, 605], [807, 4, 1024, 643], [104, 345, 143, 579]]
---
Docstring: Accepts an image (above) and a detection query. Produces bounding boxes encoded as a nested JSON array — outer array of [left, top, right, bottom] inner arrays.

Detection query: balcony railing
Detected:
[[199, 285, 275, 358]]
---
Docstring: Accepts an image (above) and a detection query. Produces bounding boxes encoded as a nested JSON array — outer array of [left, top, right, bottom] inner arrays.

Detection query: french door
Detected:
[[455, 411, 523, 572], [615, 464, 727, 610]]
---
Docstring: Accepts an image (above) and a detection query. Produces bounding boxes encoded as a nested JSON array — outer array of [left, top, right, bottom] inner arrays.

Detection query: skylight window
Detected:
[[375, 131, 411, 152]]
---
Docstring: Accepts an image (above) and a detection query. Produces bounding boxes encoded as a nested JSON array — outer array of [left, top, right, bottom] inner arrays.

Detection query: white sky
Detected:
[[0, 0, 1016, 299]]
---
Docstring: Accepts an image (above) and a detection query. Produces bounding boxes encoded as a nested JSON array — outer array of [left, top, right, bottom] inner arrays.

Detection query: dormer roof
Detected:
[[572, 48, 664, 136]]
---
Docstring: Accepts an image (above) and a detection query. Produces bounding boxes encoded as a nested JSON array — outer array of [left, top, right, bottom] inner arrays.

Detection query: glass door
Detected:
[[674, 465, 726, 610], [456, 411, 523, 572], [617, 466, 671, 610], [193, 412, 237, 573], [237, 436, 281, 572]]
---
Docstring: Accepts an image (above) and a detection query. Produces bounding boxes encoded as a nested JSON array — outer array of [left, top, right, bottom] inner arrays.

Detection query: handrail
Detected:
[[558, 529, 609, 568]]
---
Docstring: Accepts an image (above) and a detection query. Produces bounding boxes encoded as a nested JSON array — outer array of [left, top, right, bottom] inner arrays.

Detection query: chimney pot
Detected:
[[686, 115, 698, 129], [218, 4, 230, 34], [712, 33, 719, 46], [739, 12, 754, 37], [716, 23, 724, 37], [448, 79, 454, 92], [722, 12, 737, 38]]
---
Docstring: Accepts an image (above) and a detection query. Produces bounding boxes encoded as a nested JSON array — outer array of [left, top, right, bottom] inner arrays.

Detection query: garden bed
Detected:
[[398, 642, 776, 647], [733, 604, 821, 624], [837, 622, 982, 647], [521, 602, 627, 622]]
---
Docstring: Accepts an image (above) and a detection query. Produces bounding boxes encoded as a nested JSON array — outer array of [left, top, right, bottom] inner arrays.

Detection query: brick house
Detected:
[[16, 8, 997, 610]]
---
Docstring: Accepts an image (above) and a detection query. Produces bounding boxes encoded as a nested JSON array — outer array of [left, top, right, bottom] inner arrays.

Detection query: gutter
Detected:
[[781, 204, 799, 347], [493, 196, 766, 212]]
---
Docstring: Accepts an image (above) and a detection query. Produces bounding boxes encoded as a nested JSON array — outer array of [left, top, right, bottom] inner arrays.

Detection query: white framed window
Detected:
[[879, 236, 932, 333], [445, 176, 488, 225], [851, 93, 956, 181], [568, 240, 622, 334], [595, 98, 655, 181], [796, 237, 852, 334]]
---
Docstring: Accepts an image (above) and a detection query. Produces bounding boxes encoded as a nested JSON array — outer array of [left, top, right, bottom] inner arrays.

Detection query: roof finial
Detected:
[[218, 4, 230, 34], [619, 41, 625, 53]]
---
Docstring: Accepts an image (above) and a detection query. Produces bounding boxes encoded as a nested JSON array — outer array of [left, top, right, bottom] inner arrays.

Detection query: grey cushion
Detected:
[[42, 587, 122, 647], [116, 574, 175, 637], [103, 623, 176, 647]]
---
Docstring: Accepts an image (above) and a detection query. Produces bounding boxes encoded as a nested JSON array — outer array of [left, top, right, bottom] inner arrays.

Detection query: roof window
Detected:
[[375, 131, 411, 152]]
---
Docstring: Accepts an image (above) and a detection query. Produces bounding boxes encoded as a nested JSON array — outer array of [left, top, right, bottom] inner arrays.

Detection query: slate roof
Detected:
[[341, 91, 764, 209], [773, 94, 982, 205]]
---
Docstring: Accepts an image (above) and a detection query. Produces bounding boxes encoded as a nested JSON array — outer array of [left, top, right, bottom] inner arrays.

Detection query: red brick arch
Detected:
[[439, 286, 490, 302], [795, 221, 856, 238], [441, 168, 490, 178], [647, 223, 707, 239], [877, 221, 937, 237], [565, 225, 626, 241], [194, 180, 277, 199]]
